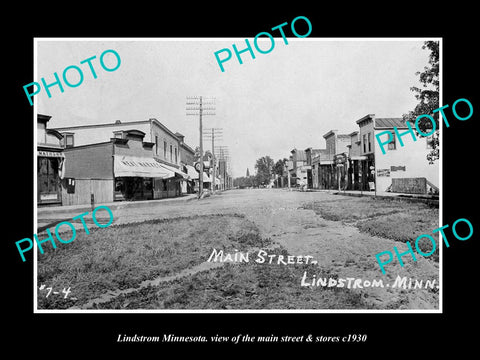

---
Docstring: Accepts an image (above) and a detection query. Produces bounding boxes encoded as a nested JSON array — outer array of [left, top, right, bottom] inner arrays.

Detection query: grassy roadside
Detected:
[[302, 197, 440, 261], [37, 214, 269, 309], [37, 213, 373, 310], [94, 247, 370, 310]]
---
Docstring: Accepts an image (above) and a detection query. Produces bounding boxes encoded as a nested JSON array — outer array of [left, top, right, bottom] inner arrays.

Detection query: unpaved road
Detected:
[[38, 189, 440, 310]]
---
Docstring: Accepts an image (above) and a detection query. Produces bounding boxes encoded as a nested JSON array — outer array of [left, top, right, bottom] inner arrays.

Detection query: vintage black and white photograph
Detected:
[[33, 38, 442, 312]]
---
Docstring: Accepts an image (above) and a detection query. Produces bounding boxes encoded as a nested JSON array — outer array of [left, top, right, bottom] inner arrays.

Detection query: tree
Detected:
[[246, 168, 250, 177], [273, 158, 287, 176], [402, 41, 439, 164], [233, 176, 253, 189], [254, 156, 275, 185]]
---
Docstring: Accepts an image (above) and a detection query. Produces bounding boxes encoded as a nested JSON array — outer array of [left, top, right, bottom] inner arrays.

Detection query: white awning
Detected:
[[155, 161, 189, 179], [114, 155, 174, 178], [185, 164, 199, 179], [350, 155, 368, 161]]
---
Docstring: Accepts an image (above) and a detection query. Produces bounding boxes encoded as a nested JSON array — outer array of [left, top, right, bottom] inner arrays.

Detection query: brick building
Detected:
[[61, 129, 188, 205], [53, 118, 196, 202]]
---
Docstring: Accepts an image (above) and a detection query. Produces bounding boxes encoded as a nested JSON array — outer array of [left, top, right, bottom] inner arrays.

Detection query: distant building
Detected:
[[355, 115, 377, 191], [289, 148, 308, 187], [346, 131, 367, 190], [284, 114, 439, 195], [311, 149, 329, 189], [361, 115, 439, 193], [175, 132, 195, 194], [305, 148, 323, 189], [321, 130, 351, 190]]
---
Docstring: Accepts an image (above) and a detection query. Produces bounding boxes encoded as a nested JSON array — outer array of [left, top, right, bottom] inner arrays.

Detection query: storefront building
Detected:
[[368, 116, 439, 194], [346, 131, 368, 191], [318, 130, 351, 190], [37, 114, 65, 206], [61, 129, 188, 206], [355, 115, 377, 191], [176, 132, 196, 194], [305, 148, 324, 189], [289, 149, 308, 187], [53, 118, 194, 201]]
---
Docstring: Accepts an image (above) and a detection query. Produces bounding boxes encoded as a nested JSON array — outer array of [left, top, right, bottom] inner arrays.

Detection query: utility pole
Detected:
[[186, 96, 215, 199], [204, 128, 223, 195], [215, 145, 229, 191], [286, 161, 291, 191]]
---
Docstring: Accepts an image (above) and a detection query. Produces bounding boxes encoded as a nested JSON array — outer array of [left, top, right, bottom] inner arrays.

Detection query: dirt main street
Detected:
[[37, 188, 440, 310]]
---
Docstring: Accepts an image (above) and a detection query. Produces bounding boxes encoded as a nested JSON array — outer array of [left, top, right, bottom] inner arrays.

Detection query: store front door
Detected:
[[115, 177, 153, 201], [38, 156, 62, 205]]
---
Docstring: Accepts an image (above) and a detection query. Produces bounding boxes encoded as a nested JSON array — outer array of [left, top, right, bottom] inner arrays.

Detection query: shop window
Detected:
[[38, 157, 60, 194], [143, 178, 153, 191], [162, 179, 168, 191], [115, 178, 124, 192], [64, 134, 74, 148], [388, 133, 396, 150]]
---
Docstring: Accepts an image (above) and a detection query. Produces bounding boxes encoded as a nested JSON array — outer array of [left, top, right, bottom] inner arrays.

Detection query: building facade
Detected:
[[53, 118, 195, 201], [175, 132, 195, 194], [289, 148, 308, 187], [370, 116, 439, 193], [346, 131, 368, 190], [54, 118, 189, 169], [355, 115, 377, 191], [61, 129, 188, 205], [305, 148, 323, 189], [320, 130, 351, 190], [37, 114, 65, 206], [283, 114, 439, 195]]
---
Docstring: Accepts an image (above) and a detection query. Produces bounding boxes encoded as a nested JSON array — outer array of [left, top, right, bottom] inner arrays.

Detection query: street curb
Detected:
[[332, 191, 439, 206], [37, 194, 198, 216]]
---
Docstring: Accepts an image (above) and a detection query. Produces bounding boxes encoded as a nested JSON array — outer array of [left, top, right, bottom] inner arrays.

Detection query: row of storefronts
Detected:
[[37, 115, 230, 206], [286, 115, 439, 195]]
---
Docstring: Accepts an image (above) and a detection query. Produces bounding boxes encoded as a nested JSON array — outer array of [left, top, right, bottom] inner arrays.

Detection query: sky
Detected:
[[36, 38, 435, 178]]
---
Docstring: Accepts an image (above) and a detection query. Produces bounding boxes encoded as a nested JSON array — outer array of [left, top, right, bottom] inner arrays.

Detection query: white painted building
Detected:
[[357, 115, 439, 194]]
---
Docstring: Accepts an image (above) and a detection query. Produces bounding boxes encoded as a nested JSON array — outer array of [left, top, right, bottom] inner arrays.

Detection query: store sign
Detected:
[[38, 151, 65, 158], [334, 154, 346, 165], [114, 155, 173, 179], [40, 193, 58, 200], [391, 165, 406, 172], [377, 169, 390, 177]]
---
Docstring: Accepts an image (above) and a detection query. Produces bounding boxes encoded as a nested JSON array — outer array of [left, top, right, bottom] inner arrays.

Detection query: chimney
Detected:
[[175, 132, 185, 143]]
